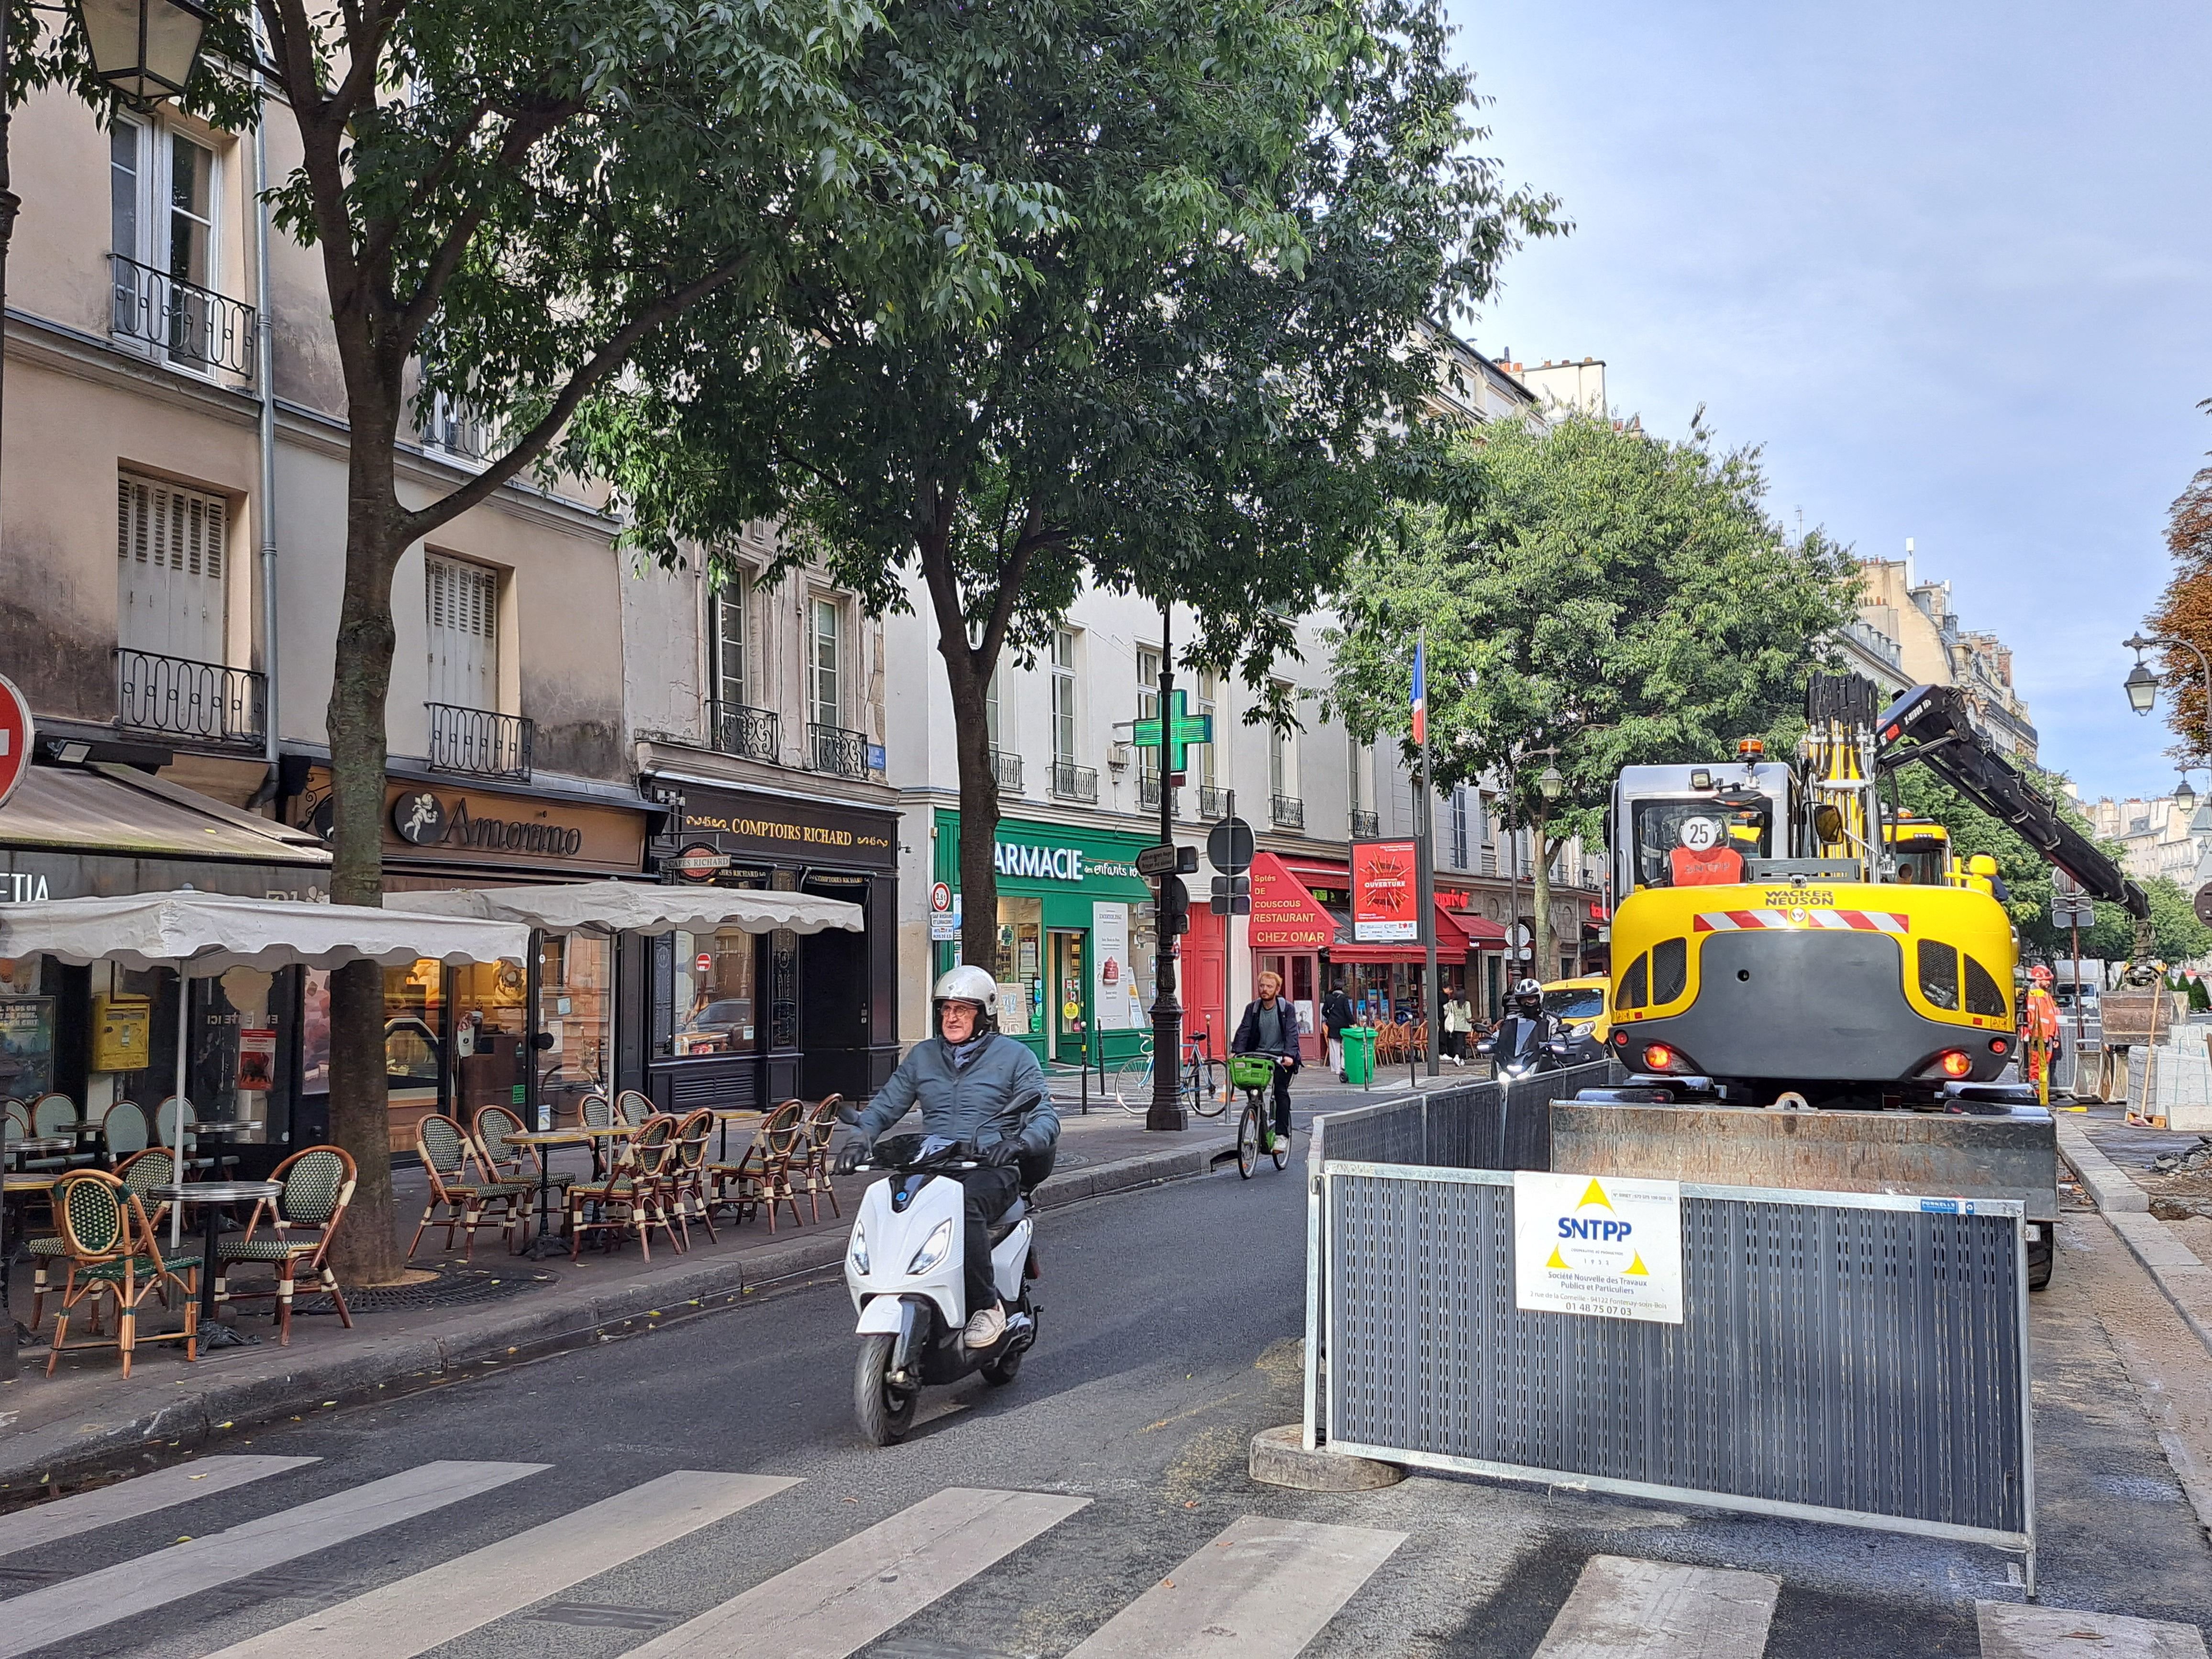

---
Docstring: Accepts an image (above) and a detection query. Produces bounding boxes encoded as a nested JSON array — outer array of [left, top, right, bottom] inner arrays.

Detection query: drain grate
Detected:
[[293, 1266, 557, 1315], [526, 1603, 677, 1630]]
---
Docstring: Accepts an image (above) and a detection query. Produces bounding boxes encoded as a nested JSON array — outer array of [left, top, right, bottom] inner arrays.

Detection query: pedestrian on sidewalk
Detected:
[[1233, 971, 1304, 1146], [1321, 983, 1357, 1081], [1442, 992, 1473, 1065]]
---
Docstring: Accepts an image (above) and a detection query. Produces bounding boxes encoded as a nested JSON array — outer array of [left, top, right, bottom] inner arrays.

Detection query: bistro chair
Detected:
[[799, 1095, 844, 1224], [44, 1168, 199, 1378], [156, 1095, 213, 1177], [24, 1094, 89, 1172], [476, 1103, 577, 1194], [564, 1112, 682, 1262], [215, 1146, 357, 1345], [1, 1101, 22, 1172], [579, 1093, 614, 1129], [32, 1147, 183, 1332], [613, 1090, 655, 1128], [666, 1108, 718, 1248], [101, 1099, 150, 1164], [741, 1098, 809, 1235], [407, 1114, 530, 1263]]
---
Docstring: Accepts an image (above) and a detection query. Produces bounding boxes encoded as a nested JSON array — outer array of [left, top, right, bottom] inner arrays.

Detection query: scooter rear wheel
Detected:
[[1237, 1102, 1260, 1178], [980, 1347, 1022, 1386], [855, 1332, 918, 1445]]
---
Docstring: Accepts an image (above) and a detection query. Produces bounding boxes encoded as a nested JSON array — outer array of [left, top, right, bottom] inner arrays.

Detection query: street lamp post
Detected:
[[0, 0, 210, 1387], [2123, 630, 2212, 820]]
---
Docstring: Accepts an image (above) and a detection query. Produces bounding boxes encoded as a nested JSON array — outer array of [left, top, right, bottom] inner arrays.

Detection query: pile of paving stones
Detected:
[[2149, 1137, 2212, 1175]]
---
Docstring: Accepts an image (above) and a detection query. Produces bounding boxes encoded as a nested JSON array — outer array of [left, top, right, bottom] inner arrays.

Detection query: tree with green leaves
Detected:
[[576, 0, 1559, 971], [22, 0, 1041, 1281], [1328, 411, 1859, 973]]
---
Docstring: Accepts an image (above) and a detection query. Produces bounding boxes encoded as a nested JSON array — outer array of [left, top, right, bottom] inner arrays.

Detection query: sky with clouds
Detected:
[[1448, 0, 2212, 804]]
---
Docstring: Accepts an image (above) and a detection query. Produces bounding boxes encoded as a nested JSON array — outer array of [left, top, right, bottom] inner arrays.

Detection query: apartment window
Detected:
[[1449, 786, 1471, 869], [110, 119, 247, 378], [1193, 668, 1217, 785], [1051, 629, 1078, 762], [809, 597, 842, 729], [1136, 647, 1161, 780], [1268, 684, 1296, 798], [117, 473, 227, 663], [711, 575, 747, 708], [426, 553, 499, 711], [984, 667, 1003, 750], [1348, 737, 1367, 814]]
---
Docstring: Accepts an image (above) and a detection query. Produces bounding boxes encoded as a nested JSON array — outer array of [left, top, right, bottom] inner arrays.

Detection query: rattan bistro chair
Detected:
[[215, 1146, 357, 1345], [742, 1099, 808, 1235], [613, 1090, 654, 1128], [799, 1095, 844, 1224], [667, 1108, 717, 1248], [564, 1113, 682, 1262], [30, 1147, 176, 1330], [25, 1094, 90, 1171], [44, 1169, 199, 1377], [407, 1114, 530, 1263], [101, 1099, 150, 1164]]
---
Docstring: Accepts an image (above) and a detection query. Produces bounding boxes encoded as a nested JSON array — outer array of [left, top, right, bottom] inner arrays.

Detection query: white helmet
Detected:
[[932, 964, 999, 1025]]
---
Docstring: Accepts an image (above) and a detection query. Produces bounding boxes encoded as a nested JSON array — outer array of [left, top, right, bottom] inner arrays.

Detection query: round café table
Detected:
[[150, 1181, 283, 1351], [711, 1108, 763, 1164], [506, 1129, 596, 1260]]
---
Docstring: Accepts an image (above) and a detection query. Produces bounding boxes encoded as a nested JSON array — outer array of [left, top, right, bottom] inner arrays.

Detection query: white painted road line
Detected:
[[1978, 1600, 2212, 1658], [201, 1470, 798, 1659], [1534, 1555, 1781, 1659], [1065, 1515, 1406, 1659], [0, 1455, 318, 1559], [0, 1459, 545, 1659], [628, 1486, 1089, 1659]]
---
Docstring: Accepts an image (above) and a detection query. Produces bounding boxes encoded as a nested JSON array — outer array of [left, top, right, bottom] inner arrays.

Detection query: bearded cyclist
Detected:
[[836, 965, 1060, 1350]]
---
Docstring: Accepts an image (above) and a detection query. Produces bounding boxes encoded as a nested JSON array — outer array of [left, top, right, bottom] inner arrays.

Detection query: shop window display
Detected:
[[538, 931, 611, 1122], [994, 896, 1042, 1037], [666, 927, 759, 1056], [0, 955, 55, 1099]]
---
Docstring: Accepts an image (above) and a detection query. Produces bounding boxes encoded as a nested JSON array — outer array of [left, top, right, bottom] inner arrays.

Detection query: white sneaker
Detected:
[[963, 1302, 1007, 1349]]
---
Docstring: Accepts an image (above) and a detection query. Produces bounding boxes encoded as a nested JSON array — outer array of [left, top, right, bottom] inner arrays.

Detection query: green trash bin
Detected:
[[1342, 1026, 1375, 1085]]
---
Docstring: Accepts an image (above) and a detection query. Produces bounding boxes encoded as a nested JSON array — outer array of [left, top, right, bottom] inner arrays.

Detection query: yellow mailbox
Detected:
[[92, 994, 153, 1073]]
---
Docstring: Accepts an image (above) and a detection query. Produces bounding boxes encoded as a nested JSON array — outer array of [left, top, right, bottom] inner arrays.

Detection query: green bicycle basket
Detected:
[[1228, 1054, 1278, 1092]]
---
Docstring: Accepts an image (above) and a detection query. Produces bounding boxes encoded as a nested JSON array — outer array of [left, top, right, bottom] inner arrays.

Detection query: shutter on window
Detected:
[[117, 471, 228, 660], [425, 553, 498, 709]]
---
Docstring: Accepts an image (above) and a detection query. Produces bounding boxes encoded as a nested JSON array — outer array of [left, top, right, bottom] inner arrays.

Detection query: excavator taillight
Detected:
[[1938, 1049, 1973, 1079], [1642, 1043, 1677, 1072], [1989, 1036, 2009, 1055]]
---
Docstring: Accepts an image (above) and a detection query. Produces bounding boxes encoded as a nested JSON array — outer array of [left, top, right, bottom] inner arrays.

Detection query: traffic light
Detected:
[[1159, 874, 1192, 935], [1210, 873, 1250, 916]]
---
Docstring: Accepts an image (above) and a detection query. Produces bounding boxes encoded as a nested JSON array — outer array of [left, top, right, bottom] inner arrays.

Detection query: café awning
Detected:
[[0, 890, 531, 973], [386, 878, 862, 936]]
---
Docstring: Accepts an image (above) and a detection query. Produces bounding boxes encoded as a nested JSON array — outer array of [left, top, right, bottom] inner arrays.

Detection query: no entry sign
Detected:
[[0, 674, 31, 811]]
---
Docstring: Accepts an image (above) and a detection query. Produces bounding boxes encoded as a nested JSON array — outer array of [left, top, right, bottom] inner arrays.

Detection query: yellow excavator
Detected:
[[1575, 673, 2149, 1289]]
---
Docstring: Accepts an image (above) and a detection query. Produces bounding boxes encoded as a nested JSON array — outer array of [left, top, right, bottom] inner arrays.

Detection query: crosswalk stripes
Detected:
[[624, 1485, 1091, 1659], [0, 1455, 318, 1559], [1063, 1515, 1406, 1659], [200, 1471, 799, 1659], [1532, 1555, 1781, 1659], [1977, 1601, 2211, 1658], [0, 1460, 545, 1659]]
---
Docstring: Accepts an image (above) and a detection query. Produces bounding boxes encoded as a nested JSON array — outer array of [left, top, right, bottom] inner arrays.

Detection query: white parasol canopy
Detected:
[[0, 890, 533, 973], [385, 879, 863, 936]]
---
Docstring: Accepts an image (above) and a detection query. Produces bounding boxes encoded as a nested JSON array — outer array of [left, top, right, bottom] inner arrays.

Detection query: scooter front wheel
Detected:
[[1237, 1101, 1260, 1178], [854, 1332, 918, 1445]]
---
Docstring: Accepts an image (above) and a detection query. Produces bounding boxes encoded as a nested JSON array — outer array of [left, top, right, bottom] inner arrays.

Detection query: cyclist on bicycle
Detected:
[[1231, 970, 1303, 1150]]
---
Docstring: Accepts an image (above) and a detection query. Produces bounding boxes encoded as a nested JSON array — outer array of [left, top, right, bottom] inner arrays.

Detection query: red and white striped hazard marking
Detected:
[[1693, 909, 1910, 934]]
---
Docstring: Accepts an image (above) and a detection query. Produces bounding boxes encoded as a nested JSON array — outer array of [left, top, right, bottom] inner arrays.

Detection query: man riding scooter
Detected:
[[836, 965, 1059, 1350], [1478, 978, 1565, 1077]]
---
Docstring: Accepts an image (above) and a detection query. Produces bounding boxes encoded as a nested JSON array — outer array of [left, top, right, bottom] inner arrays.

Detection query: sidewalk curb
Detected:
[[2055, 1118, 2212, 1359], [0, 1133, 1230, 1493]]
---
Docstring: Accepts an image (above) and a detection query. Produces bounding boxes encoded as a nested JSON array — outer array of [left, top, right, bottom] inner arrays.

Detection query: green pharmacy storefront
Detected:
[[930, 812, 1156, 1067]]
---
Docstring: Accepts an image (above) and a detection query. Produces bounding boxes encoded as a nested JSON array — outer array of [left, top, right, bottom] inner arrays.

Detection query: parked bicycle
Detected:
[[1111, 1033, 1224, 1117]]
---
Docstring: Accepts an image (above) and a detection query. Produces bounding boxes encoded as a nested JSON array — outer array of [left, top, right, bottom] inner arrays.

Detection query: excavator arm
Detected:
[[1874, 684, 2150, 921]]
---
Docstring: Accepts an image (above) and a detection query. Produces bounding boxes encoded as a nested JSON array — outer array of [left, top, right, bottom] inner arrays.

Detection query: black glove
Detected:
[[979, 1137, 1022, 1167], [834, 1138, 870, 1176]]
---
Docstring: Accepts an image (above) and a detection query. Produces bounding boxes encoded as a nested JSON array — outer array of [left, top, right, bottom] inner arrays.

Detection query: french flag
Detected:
[[1411, 638, 1427, 746]]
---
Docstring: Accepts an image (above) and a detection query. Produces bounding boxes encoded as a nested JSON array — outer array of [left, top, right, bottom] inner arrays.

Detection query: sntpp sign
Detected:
[[1514, 1172, 1684, 1324]]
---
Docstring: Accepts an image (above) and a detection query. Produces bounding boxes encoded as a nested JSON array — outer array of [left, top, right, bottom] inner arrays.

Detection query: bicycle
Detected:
[[1230, 1053, 1293, 1178], [1111, 1034, 1224, 1117]]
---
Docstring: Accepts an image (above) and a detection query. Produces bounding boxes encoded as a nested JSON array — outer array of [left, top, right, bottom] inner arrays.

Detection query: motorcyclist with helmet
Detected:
[[835, 964, 1060, 1351], [1481, 978, 1563, 1073]]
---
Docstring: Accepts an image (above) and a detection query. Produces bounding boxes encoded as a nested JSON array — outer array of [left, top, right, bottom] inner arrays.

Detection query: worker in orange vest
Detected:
[[1668, 816, 1745, 887], [2022, 963, 2061, 1105]]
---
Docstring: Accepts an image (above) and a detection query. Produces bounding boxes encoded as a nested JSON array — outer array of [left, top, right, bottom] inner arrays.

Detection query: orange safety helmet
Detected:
[[2027, 963, 2053, 985]]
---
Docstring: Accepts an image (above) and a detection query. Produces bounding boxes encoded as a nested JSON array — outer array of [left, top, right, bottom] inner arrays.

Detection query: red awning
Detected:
[[1248, 851, 1335, 951]]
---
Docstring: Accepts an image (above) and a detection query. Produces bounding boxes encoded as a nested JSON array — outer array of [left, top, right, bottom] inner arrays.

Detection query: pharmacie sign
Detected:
[[1514, 1172, 1683, 1324], [994, 840, 1088, 881]]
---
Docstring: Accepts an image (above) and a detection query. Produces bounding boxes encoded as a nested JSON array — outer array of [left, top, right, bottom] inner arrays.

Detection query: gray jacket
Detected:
[[851, 1031, 1059, 1163]]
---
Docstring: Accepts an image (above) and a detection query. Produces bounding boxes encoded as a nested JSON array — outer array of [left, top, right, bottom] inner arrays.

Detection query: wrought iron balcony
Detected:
[[808, 722, 871, 780], [110, 255, 255, 381], [991, 748, 1024, 793], [708, 700, 779, 764], [423, 397, 496, 462], [1271, 794, 1305, 830], [1139, 772, 1163, 812], [115, 649, 265, 749], [426, 702, 533, 781], [1350, 809, 1380, 840], [1197, 784, 1228, 820], [1052, 760, 1098, 803]]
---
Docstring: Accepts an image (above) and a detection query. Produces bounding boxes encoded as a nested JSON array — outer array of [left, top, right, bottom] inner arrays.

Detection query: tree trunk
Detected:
[[324, 442, 409, 1285], [940, 627, 1003, 984], [1529, 799, 1555, 984]]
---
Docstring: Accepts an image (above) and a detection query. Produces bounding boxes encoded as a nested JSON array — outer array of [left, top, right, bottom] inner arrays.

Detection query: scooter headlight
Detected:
[[848, 1223, 868, 1276], [907, 1218, 955, 1276]]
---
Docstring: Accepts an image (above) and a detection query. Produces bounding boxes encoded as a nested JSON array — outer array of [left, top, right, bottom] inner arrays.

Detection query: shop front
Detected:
[[0, 761, 335, 1174], [636, 784, 898, 1112], [291, 767, 650, 1151], [930, 812, 1155, 1068]]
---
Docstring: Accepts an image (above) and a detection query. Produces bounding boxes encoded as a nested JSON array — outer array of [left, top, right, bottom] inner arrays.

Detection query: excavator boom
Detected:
[[1875, 684, 2150, 920]]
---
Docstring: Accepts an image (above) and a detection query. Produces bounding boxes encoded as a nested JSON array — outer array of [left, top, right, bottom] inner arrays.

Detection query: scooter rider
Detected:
[[835, 965, 1059, 1351], [1486, 978, 1560, 1067]]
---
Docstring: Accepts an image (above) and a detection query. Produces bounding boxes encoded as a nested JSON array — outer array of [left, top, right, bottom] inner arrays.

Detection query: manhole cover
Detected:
[[293, 1266, 556, 1315]]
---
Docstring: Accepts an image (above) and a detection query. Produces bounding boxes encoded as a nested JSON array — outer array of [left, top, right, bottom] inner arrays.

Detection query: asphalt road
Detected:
[[8, 1160, 2212, 1658]]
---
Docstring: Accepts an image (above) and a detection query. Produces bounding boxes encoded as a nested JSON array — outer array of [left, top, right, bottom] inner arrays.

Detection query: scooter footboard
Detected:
[[991, 1218, 1033, 1303]]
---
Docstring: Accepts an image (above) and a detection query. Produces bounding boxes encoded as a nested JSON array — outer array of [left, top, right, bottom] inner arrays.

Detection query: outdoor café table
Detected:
[[2, 1171, 57, 1345], [150, 1180, 284, 1350], [573, 1121, 634, 1181], [506, 1129, 594, 1261], [710, 1108, 763, 1163]]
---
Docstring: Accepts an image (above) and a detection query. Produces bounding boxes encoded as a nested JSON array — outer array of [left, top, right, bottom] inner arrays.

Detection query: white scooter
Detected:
[[845, 1130, 1042, 1445]]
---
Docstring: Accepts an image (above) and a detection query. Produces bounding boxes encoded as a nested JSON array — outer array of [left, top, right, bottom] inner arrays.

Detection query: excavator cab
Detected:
[[1884, 817, 1953, 887]]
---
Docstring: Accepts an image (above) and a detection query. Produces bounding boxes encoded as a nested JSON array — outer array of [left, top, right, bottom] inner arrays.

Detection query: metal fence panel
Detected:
[[1317, 1165, 2030, 1566], [1311, 1063, 1613, 1172]]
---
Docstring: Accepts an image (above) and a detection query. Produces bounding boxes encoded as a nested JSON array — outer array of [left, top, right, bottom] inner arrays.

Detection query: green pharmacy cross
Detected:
[[1131, 690, 1214, 773]]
